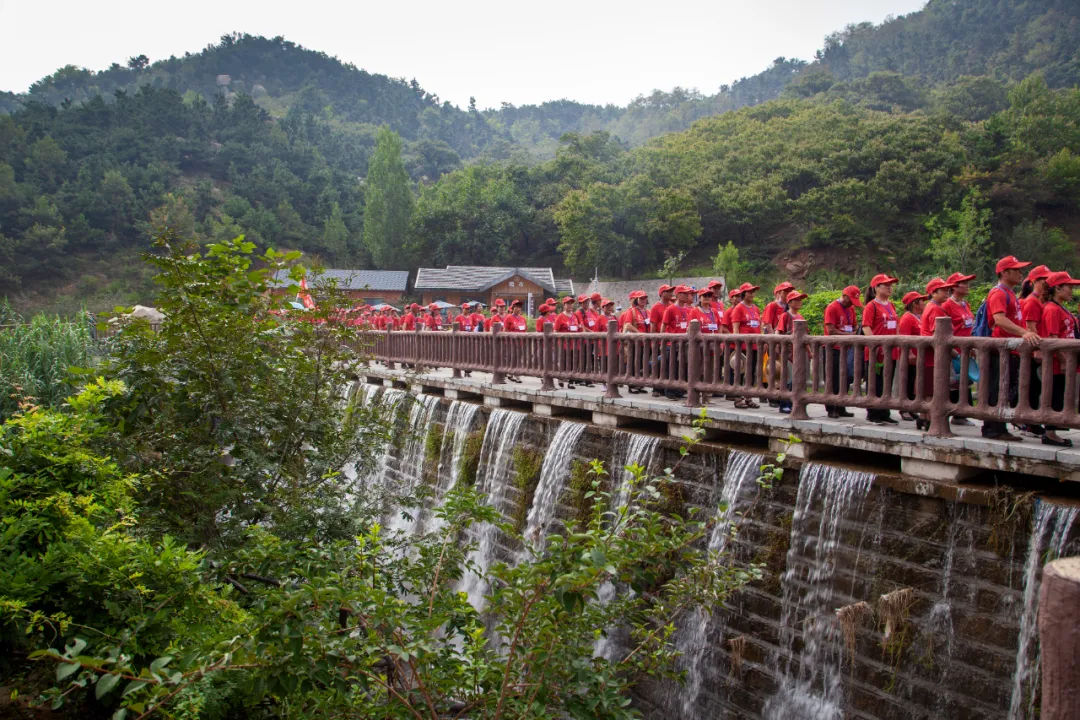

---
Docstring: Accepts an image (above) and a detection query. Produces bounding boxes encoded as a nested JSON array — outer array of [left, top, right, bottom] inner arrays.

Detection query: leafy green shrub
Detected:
[[0, 309, 95, 419], [511, 447, 543, 532]]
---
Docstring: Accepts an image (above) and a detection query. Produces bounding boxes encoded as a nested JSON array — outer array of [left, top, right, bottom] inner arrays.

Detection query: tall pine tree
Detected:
[[363, 127, 413, 268]]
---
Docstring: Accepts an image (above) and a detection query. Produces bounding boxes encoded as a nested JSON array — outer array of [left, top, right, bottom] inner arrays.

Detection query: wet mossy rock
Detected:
[[561, 459, 603, 526], [511, 448, 544, 533], [425, 423, 444, 465], [754, 510, 793, 594], [457, 430, 485, 487]]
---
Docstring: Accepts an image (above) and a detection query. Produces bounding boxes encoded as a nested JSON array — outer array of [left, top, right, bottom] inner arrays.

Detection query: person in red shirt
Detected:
[[774, 290, 808, 413], [423, 304, 443, 331], [823, 285, 862, 419], [401, 304, 420, 331], [501, 300, 527, 383], [535, 303, 555, 331], [649, 285, 674, 335], [860, 273, 899, 424], [585, 293, 604, 332], [620, 290, 650, 333], [983, 256, 1041, 440], [554, 297, 581, 389], [1039, 271, 1080, 446], [1019, 265, 1052, 436], [762, 281, 795, 333], [455, 302, 474, 332], [468, 304, 487, 332], [660, 285, 694, 399], [897, 291, 927, 420], [942, 272, 977, 425], [917, 278, 956, 430], [485, 299, 506, 331], [728, 282, 762, 409], [691, 288, 724, 405]]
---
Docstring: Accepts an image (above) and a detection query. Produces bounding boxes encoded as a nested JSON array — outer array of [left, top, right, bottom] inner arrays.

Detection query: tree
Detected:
[[712, 241, 748, 286], [363, 126, 414, 268], [127, 54, 150, 71], [321, 201, 350, 261], [925, 189, 993, 277]]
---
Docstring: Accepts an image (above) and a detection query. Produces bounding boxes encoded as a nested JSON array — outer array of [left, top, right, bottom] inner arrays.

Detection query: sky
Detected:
[[0, 0, 928, 110]]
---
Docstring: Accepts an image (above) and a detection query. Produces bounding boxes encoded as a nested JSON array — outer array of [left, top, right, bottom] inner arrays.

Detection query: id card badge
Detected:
[[886, 320, 897, 330], [842, 325, 853, 333], [749, 320, 760, 328]]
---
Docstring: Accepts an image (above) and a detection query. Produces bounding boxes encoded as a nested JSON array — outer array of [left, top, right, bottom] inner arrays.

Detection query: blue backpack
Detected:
[[972, 299, 992, 337]]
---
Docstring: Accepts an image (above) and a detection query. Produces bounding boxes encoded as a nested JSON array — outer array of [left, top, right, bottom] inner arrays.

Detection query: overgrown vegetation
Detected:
[[562, 458, 602, 525], [510, 447, 543, 533], [457, 429, 485, 487]]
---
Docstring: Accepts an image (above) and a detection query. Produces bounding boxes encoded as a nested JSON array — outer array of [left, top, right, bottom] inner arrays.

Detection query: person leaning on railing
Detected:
[[690, 287, 724, 405], [660, 285, 695, 401], [823, 286, 862, 419], [502, 299, 527, 383], [774, 290, 808, 415], [1019, 264, 1052, 437], [648, 285, 675, 397], [983, 256, 1041, 441], [1038, 271, 1080, 447], [554, 297, 581, 390], [729, 282, 763, 410], [860, 273, 900, 425], [897, 290, 927, 421], [618, 290, 651, 395], [762, 281, 794, 408], [942, 272, 977, 425]]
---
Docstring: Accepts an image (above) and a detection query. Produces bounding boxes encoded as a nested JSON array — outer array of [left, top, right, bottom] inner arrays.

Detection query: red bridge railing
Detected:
[[358, 318, 1080, 438]]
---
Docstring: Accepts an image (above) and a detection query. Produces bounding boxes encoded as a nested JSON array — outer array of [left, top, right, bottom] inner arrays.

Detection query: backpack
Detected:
[[972, 299, 992, 337]]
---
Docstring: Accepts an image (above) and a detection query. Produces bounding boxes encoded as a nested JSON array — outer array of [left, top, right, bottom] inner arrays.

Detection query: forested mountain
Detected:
[[2, 0, 1079, 313]]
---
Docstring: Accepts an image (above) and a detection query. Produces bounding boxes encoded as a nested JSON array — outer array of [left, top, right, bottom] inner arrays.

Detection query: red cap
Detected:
[[738, 282, 760, 294], [697, 287, 716, 296], [428, 303, 439, 311], [674, 284, 694, 294], [658, 284, 674, 294], [602, 297, 615, 306], [708, 279, 725, 289], [510, 299, 522, 307], [869, 273, 899, 287], [461, 302, 471, 308], [494, 298, 506, 306], [1027, 265, 1052, 283], [925, 278, 956, 295], [785, 290, 808, 303], [546, 298, 555, 305], [842, 285, 864, 307], [1046, 271, 1080, 288], [945, 272, 976, 285], [629, 289, 647, 300], [729, 289, 742, 299], [590, 292, 602, 302], [577, 294, 587, 303], [774, 281, 795, 294], [411, 303, 420, 310], [562, 296, 575, 304], [996, 256, 1031, 274], [902, 291, 927, 305]]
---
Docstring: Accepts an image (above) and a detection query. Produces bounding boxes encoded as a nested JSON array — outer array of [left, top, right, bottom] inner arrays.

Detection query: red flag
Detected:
[[298, 277, 315, 309]]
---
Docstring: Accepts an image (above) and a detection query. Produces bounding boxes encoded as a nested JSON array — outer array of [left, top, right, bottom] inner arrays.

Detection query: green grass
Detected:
[[0, 310, 97, 418]]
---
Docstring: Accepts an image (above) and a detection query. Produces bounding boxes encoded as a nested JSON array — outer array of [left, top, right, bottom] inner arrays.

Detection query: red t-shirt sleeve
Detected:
[[860, 302, 875, 329], [729, 304, 747, 327], [823, 302, 841, 332], [1041, 305, 1064, 338], [987, 288, 1009, 322], [1022, 297, 1043, 326], [762, 302, 779, 328]]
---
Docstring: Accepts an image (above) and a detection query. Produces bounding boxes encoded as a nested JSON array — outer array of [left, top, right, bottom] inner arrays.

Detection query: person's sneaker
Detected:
[[984, 431, 1021, 441], [881, 416, 899, 425], [779, 405, 792, 414], [652, 390, 664, 397], [768, 399, 779, 407], [951, 417, 974, 426], [827, 409, 841, 419], [839, 409, 854, 417]]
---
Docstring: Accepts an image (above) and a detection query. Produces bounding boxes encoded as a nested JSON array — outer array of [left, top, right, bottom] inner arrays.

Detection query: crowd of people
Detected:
[[350, 254, 1080, 445]]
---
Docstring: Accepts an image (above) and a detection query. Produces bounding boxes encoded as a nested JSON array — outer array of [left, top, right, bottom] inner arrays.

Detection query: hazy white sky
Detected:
[[0, 0, 927, 109]]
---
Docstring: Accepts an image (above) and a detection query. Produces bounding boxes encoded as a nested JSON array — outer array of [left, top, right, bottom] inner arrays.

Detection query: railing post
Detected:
[[492, 322, 506, 385], [451, 320, 461, 378], [792, 319, 809, 420], [541, 323, 555, 391], [1039, 555, 1080, 720], [928, 316, 954, 437], [413, 320, 422, 371], [685, 319, 701, 408], [605, 319, 621, 398], [385, 325, 395, 370]]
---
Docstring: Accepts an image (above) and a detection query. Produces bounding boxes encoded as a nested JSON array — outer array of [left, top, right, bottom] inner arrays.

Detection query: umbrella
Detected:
[[432, 300, 455, 309], [288, 301, 307, 310], [371, 303, 400, 311]]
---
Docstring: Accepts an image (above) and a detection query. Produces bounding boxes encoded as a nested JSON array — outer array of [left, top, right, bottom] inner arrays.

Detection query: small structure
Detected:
[[414, 266, 574, 314], [270, 269, 409, 305]]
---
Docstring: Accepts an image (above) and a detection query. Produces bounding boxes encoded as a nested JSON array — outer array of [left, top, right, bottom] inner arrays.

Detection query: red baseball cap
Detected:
[[785, 290, 808, 303], [602, 297, 615, 306], [1046, 271, 1080, 288], [577, 294, 588, 303], [494, 298, 506, 306], [1026, 265, 1052, 283], [561, 296, 575, 304], [729, 289, 742, 299], [945, 272, 976, 285], [708, 279, 725, 290], [996, 256, 1031, 274], [697, 287, 715, 296], [869, 273, 899, 287], [738, 282, 760, 293], [774, 281, 795, 294], [902, 291, 927, 305], [674, 284, 694, 294], [411, 303, 420, 310], [545, 298, 555, 305], [658, 284, 674, 294], [925, 278, 956, 295], [510, 299, 522, 307], [428, 303, 439, 311], [629, 289, 647, 299], [590, 292, 602, 302], [841, 285, 864, 307], [460, 302, 471, 308]]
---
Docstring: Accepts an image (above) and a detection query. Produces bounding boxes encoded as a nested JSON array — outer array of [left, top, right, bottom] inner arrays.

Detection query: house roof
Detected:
[[271, 269, 409, 292], [414, 266, 560, 294], [553, 278, 575, 297]]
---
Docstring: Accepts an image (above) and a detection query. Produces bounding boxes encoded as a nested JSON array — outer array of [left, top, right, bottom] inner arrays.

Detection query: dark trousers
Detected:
[[1046, 374, 1067, 431], [905, 363, 918, 402], [825, 348, 853, 413], [866, 361, 893, 420], [983, 352, 1020, 438]]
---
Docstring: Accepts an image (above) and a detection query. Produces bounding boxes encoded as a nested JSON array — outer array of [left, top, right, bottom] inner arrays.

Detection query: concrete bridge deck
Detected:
[[360, 363, 1080, 483]]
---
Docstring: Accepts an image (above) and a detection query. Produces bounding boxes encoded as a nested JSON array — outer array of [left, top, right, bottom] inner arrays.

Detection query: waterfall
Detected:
[[677, 450, 765, 717], [520, 421, 587, 553], [609, 431, 663, 515], [1007, 500, 1078, 720], [593, 431, 664, 661], [458, 409, 527, 609], [385, 392, 441, 536], [436, 401, 481, 491], [762, 463, 876, 720]]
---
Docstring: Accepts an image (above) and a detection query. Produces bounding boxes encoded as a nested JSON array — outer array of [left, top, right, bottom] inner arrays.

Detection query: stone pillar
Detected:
[[1040, 557, 1080, 720], [605, 318, 621, 399]]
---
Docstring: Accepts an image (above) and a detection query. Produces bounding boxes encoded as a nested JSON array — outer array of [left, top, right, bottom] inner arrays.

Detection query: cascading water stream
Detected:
[[519, 421, 587, 554], [385, 393, 441, 536], [418, 400, 481, 535], [762, 463, 876, 720], [677, 450, 764, 718], [458, 409, 527, 609], [1007, 500, 1078, 720]]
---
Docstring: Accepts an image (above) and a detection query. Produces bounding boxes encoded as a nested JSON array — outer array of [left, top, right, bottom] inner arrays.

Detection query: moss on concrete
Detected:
[[511, 448, 544, 533], [457, 430, 485, 487], [560, 459, 602, 526]]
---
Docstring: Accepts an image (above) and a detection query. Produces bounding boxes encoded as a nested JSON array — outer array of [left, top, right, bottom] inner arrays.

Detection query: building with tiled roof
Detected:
[[270, 269, 410, 304], [414, 266, 574, 314]]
